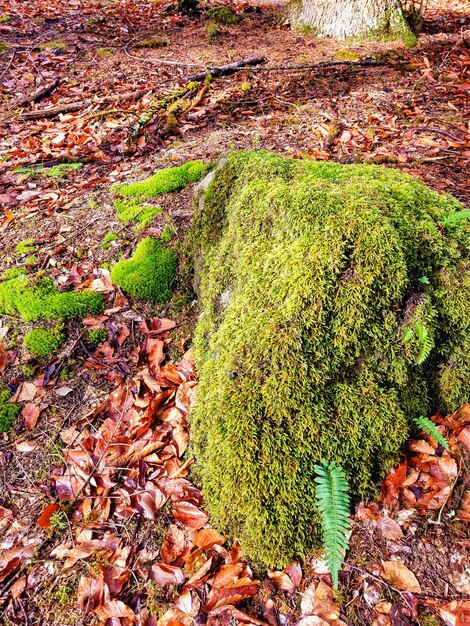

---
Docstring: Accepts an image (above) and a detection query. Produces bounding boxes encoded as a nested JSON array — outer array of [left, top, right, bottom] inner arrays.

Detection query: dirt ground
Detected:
[[0, 0, 469, 624]]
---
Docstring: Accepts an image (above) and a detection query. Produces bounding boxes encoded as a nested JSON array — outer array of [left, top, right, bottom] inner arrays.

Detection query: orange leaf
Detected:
[[37, 503, 61, 529], [193, 528, 225, 550], [203, 578, 259, 612], [381, 561, 421, 593]]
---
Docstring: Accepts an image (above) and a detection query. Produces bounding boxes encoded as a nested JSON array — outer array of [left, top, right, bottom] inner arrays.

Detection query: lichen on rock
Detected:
[[188, 150, 470, 568]]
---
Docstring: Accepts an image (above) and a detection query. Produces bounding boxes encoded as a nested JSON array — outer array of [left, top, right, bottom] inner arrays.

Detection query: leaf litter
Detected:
[[0, 0, 469, 623]]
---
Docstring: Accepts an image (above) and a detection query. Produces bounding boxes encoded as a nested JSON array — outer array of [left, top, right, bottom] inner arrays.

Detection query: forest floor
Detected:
[[0, 0, 469, 625]]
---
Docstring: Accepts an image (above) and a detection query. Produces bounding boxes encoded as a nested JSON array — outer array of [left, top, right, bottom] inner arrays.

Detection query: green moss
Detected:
[[2, 267, 26, 280], [86, 327, 107, 346], [188, 150, 470, 569], [16, 239, 36, 255], [24, 327, 64, 358], [206, 5, 241, 24], [95, 47, 115, 57], [135, 38, 167, 48], [111, 237, 177, 303], [207, 22, 220, 40], [0, 42, 10, 53], [38, 41, 68, 51], [0, 16, 13, 23], [333, 49, 362, 61], [14, 163, 82, 180], [114, 199, 163, 227], [113, 160, 207, 199], [101, 232, 124, 251], [0, 384, 21, 433], [0, 275, 104, 322]]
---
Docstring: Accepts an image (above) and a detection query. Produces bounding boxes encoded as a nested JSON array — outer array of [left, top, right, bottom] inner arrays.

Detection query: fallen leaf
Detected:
[[381, 561, 421, 593]]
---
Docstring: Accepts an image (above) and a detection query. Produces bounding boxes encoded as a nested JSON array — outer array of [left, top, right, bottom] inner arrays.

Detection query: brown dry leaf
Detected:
[[457, 427, 470, 455], [95, 599, 135, 619], [0, 343, 9, 371], [11, 575, 27, 599], [193, 528, 225, 550], [203, 578, 259, 612], [313, 580, 340, 622], [161, 524, 186, 564], [0, 545, 35, 582], [381, 561, 422, 593], [173, 501, 209, 529], [456, 491, 470, 522], [298, 618, 330, 626], [378, 516, 403, 540], [147, 338, 165, 374], [14, 382, 37, 403], [267, 568, 296, 592], [157, 608, 194, 626], [22, 402, 42, 430], [437, 599, 470, 626], [150, 563, 185, 587], [372, 617, 392, 626], [211, 563, 245, 589]]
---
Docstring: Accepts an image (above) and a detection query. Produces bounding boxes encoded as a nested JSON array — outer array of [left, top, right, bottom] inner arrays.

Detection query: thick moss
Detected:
[[189, 151, 470, 568], [110, 237, 177, 303], [24, 327, 64, 358], [112, 160, 207, 199], [0, 275, 104, 322], [0, 384, 21, 433]]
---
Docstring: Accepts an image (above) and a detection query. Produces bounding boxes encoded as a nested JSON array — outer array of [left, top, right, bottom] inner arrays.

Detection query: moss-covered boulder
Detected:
[[189, 151, 470, 568]]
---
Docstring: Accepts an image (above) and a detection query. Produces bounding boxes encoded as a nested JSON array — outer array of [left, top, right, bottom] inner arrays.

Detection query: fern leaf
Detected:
[[314, 459, 351, 590], [413, 322, 433, 365], [413, 416, 449, 451], [441, 209, 470, 228]]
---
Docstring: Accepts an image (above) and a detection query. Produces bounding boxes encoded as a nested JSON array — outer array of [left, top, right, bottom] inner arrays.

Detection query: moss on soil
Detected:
[[0, 275, 104, 322], [0, 384, 21, 433], [206, 5, 241, 25], [14, 163, 82, 180], [112, 160, 206, 228], [111, 237, 177, 303], [24, 327, 64, 358], [188, 150, 470, 568]]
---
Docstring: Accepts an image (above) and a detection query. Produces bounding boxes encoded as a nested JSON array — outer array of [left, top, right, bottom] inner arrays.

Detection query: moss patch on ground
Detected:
[[0, 275, 104, 322], [0, 384, 21, 433], [111, 237, 177, 303], [111, 161, 206, 228], [24, 327, 64, 358], [13, 163, 82, 180], [189, 150, 470, 568]]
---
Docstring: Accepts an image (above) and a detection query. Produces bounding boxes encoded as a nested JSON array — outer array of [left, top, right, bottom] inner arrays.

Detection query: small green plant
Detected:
[[441, 209, 470, 229], [111, 237, 177, 303], [413, 416, 449, 451], [0, 275, 104, 322], [0, 384, 21, 433], [314, 460, 351, 590], [38, 41, 68, 51], [403, 320, 434, 365], [50, 510, 68, 532], [24, 327, 64, 358], [206, 5, 241, 24]]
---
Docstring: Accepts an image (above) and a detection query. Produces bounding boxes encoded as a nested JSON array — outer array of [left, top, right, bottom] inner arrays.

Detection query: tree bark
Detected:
[[289, 0, 411, 40]]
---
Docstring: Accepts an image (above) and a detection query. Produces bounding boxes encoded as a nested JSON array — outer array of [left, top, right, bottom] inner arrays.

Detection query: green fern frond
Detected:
[[413, 416, 449, 451], [314, 459, 351, 590], [413, 321, 433, 365], [441, 209, 470, 228]]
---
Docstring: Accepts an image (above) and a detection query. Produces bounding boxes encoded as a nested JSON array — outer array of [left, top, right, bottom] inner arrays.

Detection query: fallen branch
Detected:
[[19, 89, 148, 120], [186, 56, 266, 81], [18, 77, 61, 107], [186, 58, 384, 81]]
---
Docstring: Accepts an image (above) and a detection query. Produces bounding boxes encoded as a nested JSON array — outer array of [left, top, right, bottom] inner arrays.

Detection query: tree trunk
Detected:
[[289, 0, 412, 41]]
